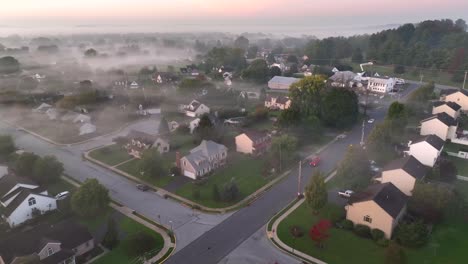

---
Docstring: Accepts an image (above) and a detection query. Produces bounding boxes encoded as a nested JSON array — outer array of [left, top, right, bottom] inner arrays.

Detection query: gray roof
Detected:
[[0, 173, 38, 198], [329, 71, 357, 82], [433, 101, 461, 111], [421, 112, 457, 127], [348, 183, 408, 218], [190, 140, 227, 157], [268, 76, 300, 85], [440, 88, 468, 97], [412, 135, 445, 151], [382, 156, 428, 180]]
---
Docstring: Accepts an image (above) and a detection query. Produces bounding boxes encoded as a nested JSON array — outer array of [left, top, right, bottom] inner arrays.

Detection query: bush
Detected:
[[377, 238, 390, 247], [122, 232, 158, 257], [328, 207, 345, 224], [395, 220, 429, 248], [341, 219, 354, 230], [354, 224, 371, 238], [371, 228, 385, 241], [289, 225, 305, 238]]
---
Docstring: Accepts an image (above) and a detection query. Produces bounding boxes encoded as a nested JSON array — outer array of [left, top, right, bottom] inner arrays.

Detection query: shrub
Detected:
[[377, 238, 390, 247], [328, 207, 345, 224], [289, 225, 305, 238], [371, 228, 385, 241], [354, 224, 371, 238], [341, 219, 354, 230], [395, 220, 429, 248]]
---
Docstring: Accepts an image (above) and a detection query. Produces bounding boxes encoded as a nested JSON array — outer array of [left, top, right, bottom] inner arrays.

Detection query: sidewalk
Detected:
[[267, 170, 337, 264]]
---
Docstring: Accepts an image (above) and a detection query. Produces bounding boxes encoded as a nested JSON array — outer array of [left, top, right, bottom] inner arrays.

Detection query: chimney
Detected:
[[176, 151, 181, 168]]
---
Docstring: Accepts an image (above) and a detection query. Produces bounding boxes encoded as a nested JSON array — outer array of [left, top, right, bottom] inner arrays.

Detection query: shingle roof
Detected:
[[190, 140, 227, 157], [421, 112, 457, 127], [382, 156, 428, 180], [268, 76, 300, 85], [0, 174, 38, 198], [433, 101, 461, 111], [240, 131, 269, 143], [412, 135, 445, 151], [2, 189, 54, 216], [40, 249, 75, 264], [440, 88, 468, 97], [348, 183, 408, 218]]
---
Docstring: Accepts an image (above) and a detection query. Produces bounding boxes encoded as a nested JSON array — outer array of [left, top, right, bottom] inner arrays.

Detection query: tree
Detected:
[[366, 121, 398, 165], [234, 36, 249, 51], [212, 184, 221, 201], [286, 55, 298, 64], [408, 182, 454, 223], [385, 242, 407, 264], [455, 19, 467, 31], [269, 66, 282, 77], [395, 220, 429, 248], [158, 117, 170, 135], [289, 225, 305, 238], [242, 59, 270, 83], [122, 231, 158, 257], [270, 135, 298, 170], [222, 179, 239, 202], [394, 65, 406, 74], [309, 219, 332, 248], [277, 108, 301, 127], [102, 217, 119, 250], [138, 149, 166, 179], [289, 76, 326, 118], [267, 53, 276, 64], [0, 56, 20, 74], [305, 172, 328, 213], [247, 45, 259, 59], [0, 135, 15, 160], [32, 156, 64, 185], [351, 47, 363, 63], [386, 102, 408, 136], [84, 48, 98, 57], [15, 152, 40, 178], [436, 159, 457, 182], [71, 179, 110, 218], [321, 88, 359, 128], [335, 145, 371, 190]]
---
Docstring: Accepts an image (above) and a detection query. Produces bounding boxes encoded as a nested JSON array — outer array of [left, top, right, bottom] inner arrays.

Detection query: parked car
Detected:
[[309, 156, 320, 167], [367, 118, 375, 124], [338, 190, 354, 198], [136, 184, 149, 191], [55, 191, 70, 200], [336, 134, 347, 140]]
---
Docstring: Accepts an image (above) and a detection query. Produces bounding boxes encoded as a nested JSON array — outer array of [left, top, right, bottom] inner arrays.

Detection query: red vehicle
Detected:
[[309, 156, 320, 167]]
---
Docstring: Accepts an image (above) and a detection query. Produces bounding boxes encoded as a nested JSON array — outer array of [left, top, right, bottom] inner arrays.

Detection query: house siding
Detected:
[[73, 239, 95, 256], [432, 105, 459, 119], [6, 194, 57, 227], [38, 243, 62, 260], [408, 142, 441, 167], [420, 119, 449, 140], [345, 201, 397, 239], [235, 134, 254, 154], [442, 92, 468, 111], [379, 169, 416, 196]]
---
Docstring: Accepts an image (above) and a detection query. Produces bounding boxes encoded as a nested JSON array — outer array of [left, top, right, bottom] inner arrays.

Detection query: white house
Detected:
[[440, 89, 468, 111], [0, 174, 57, 227], [181, 100, 210, 117], [129, 81, 140, 89], [264, 95, 291, 110], [268, 76, 300, 90], [179, 140, 228, 179], [405, 135, 445, 167], [375, 156, 428, 196], [189, 118, 200, 134], [368, 77, 396, 93], [432, 101, 461, 119], [420, 112, 458, 140], [329, 71, 357, 87]]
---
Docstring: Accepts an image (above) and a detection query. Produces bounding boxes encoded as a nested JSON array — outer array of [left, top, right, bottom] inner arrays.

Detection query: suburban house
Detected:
[[268, 76, 300, 90], [420, 112, 458, 140], [264, 95, 291, 110], [367, 77, 396, 93], [0, 220, 94, 264], [345, 183, 408, 239], [180, 100, 210, 117], [328, 71, 357, 87], [375, 156, 428, 196], [79, 123, 96, 136], [122, 130, 170, 158], [129, 81, 140, 89], [0, 173, 57, 227], [179, 140, 228, 180], [432, 101, 461, 119], [405, 135, 445, 167], [235, 131, 271, 156], [46, 108, 59, 120], [189, 118, 200, 134], [440, 89, 468, 111]]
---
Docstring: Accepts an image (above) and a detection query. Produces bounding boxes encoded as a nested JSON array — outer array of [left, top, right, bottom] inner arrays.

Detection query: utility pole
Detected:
[[419, 71, 424, 84], [279, 143, 282, 173], [297, 160, 302, 197], [360, 120, 365, 147], [463, 71, 468, 90]]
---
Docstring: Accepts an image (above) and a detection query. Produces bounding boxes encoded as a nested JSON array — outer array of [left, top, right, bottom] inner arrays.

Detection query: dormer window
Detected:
[[47, 247, 54, 256], [28, 197, 36, 206]]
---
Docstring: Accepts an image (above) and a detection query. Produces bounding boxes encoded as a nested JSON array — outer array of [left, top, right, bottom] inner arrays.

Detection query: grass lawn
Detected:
[[47, 178, 76, 196], [175, 154, 268, 208], [92, 212, 164, 264], [448, 156, 468, 176], [116, 159, 174, 188], [89, 145, 132, 167], [277, 203, 385, 264]]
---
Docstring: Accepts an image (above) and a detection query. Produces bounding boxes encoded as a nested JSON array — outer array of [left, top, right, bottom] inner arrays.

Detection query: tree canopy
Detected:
[[0, 135, 15, 161], [71, 178, 110, 218], [335, 145, 371, 190], [0, 56, 20, 74], [321, 88, 359, 128], [138, 149, 167, 179], [242, 59, 270, 83], [305, 172, 328, 213]]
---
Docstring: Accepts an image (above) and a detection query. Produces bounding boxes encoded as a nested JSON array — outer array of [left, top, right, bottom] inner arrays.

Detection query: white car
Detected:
[[55, 191, 70, 200], [338, 190, 354, 198], [367, 118, 375, 124]]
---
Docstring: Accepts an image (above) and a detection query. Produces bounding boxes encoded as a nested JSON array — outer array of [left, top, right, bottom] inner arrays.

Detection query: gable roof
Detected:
[[2, 189, 54, 216], [239, 131, 269, 143], [382, 156, 428, 180], [433, 101, 462, 111], [0, 173, 38, 198], [421, 112, 457, 127], [190, 140, 227, 157], [268, 76, 300, 85], [411, 134, 445, 151], [348, 183, 408, 218], [440, 88, 468, 97]]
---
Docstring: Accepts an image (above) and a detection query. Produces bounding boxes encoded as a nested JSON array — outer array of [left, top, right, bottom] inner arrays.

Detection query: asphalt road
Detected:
[[167, 83, 418, 264]]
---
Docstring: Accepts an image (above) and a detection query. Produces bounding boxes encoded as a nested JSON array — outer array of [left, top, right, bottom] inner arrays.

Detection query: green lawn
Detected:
[[116, 159, 174, 188], [89, 145, 132, 166], [448, 156, 468, 176], [455, 179, 468, 202], [277, 203, 385, 264], [92, 214, 164, 264], [175, 154, 268, 208], [47, 178, 76, 196]]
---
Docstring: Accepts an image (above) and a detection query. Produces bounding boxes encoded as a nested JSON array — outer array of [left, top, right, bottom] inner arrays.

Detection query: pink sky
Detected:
[[1, 0, 467, 22]]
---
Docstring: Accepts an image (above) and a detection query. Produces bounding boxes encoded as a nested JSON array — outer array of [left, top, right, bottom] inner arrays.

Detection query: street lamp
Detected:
[[169, 220, 173, 232]]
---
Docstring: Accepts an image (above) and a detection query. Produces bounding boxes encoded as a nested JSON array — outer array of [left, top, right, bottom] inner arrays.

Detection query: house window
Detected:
[[47, 247, 54, 256], [363, 215, 372, 223], [28, 197, 36, 206]]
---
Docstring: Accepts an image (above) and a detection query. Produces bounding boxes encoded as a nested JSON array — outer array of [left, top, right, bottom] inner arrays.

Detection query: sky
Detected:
[[1, 0, 468, 36]]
